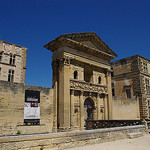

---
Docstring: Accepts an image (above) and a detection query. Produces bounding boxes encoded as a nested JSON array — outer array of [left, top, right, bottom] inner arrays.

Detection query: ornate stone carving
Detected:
[[16, 58, 21, 64], [3, 71, 7, 77], [70, 79, 107, 94], [57, 56, 71, 66], [15, 46, 21, 55], [16, 74, 20, 80], [3, 43, 12, 54], [4, 55, 8, 61]]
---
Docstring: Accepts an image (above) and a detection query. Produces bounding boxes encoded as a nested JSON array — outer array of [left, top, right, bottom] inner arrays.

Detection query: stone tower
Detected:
[[44, 32, 117, 131], [0, 40, 28, 83]]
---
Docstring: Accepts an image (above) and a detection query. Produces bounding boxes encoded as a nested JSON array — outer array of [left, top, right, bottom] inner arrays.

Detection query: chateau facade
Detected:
[[112, 55, 150, 120], [0, 40, 27, 83]]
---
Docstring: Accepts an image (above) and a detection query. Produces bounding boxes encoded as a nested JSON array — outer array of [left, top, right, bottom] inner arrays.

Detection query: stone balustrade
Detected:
[[85, 119, 143, 130]]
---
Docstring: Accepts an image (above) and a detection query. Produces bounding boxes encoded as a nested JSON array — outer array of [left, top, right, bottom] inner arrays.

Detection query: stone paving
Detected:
[[67, 134, 150, 150]]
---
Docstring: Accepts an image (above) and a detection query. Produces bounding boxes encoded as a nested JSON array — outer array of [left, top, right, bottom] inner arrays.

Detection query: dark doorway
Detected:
[[84, 98, 94, 120]]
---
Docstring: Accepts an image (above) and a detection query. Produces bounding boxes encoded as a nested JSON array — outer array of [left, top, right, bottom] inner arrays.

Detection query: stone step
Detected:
[[127, 132, 143, 139]]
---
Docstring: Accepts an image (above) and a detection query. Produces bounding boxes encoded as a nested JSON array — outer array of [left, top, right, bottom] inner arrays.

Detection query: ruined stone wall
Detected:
[[0, 81, 53, 136], [112, 96, 140, 120]]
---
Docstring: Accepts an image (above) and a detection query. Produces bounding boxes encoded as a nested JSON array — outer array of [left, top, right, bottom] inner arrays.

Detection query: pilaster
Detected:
[[97, 93, 101, 120], [80, 91, 84, 130], [70, 89, 75, 129], [104, 94, 108, 120], [106, 70, 113, 119], [58, 56, 71, 130]]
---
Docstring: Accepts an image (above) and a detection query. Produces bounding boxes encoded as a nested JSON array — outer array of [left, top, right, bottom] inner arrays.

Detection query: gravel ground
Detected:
[[67, 134, 150, 150]]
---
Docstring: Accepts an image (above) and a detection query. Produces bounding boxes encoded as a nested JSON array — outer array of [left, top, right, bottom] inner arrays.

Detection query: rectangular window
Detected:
[[126, 89, 131, 98], [9, 54, 15, 65], [0, 52, 2, 62], [112, 83, 115, 96], [148, 100, 150, 118], [146, 79, 150, 95], [111, 71, 114, 77], [8, 69, 14, 82], [143, 62, 148, 73], [121, 60, 127, 65]]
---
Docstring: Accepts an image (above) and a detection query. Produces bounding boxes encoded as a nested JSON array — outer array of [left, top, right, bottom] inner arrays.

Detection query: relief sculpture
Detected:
[[70, 79, 107, 94]]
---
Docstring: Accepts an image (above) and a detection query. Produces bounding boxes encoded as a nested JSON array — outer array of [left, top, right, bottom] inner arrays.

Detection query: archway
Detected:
[[84, 98, 94, 120]]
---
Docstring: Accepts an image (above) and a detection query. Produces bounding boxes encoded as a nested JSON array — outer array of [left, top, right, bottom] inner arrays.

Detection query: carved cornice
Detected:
[[44, 32, 117, 60], [70, 79, 108, 94]]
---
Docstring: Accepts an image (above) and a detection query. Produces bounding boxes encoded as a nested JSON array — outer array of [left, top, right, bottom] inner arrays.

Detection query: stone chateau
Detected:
[[112, 55, 150, 120], [0, 32, 148, 141], [0, 40, 27, 83]]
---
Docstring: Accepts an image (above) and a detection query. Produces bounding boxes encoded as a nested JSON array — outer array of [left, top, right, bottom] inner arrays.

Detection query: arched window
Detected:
[[98, 76, 101, 84], [74, 71, 78, 79]]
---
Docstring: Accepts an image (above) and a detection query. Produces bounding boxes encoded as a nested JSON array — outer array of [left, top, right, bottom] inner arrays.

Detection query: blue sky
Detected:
[[0, 0, 150, 88]]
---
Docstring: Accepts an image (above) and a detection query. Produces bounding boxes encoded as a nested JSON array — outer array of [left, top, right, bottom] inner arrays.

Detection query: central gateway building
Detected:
[[44, 32, 117, 131]]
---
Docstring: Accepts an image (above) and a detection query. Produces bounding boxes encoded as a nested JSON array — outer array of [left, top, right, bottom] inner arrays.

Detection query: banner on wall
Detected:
[[24, 90, 40, 125], [25, 90, 40, 103], [24, 107, 40, 119]]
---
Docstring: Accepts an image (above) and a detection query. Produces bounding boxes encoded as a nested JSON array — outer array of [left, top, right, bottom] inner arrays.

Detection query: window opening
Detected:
[[74, 71, 78, 79], [112, 83, 115, 96], [0, 52, 2, 62], [98, 76, 101, 84], [143, 62, 148, 73], [126, 89, 131, 98], [121, 60, 126, 65], [8, 69, 14, 82], [149, 100, 150, 118], [9, 54, 15, 65], [146, 79, 150, 95]]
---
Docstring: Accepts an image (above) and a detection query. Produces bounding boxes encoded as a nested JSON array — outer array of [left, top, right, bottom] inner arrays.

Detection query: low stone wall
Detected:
[[0, 81, 54, 136], [0, 125, 147, 150], [112, 96, 140, 120]]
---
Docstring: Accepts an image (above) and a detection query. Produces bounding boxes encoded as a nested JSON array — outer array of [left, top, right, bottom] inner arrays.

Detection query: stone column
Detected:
[[104, 94, 108, 120], [52, 61, 58, 132], [97, 93, 101, 120], [58, 57, 71, 131], [80, 91, 84, 130], [106, 70, 113, 119], [93, 108, 97, 120], [70, 89, 75, 129]]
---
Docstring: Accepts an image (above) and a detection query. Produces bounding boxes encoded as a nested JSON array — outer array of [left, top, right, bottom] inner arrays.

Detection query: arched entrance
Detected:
[[84, 98, 94, 121]]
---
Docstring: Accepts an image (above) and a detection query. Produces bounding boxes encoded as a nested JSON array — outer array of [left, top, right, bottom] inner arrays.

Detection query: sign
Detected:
[[24, 107, 40, 119], [25, 90, 40, 103], [24, 90, 40, 125]]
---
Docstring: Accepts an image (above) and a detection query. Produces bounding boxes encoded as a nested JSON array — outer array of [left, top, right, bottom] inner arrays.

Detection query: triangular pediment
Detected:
[[80, 41, 99, 49], [60, 32, 117, 57], [44, 32, 117, 59]]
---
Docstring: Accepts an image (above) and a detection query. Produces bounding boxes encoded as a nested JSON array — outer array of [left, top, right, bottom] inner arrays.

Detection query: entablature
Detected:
[[52, 54, 111, 72]]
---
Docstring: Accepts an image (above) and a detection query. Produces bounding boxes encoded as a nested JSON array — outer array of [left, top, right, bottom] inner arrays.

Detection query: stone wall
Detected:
[[0, 125, 147, 150], [0, 81, 53, 136], [112, 96, 140, 120]]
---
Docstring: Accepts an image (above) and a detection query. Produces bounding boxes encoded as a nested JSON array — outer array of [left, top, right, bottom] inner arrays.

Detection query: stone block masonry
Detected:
[[0, 81, 54, 136], [0, 125, 147, 150]]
